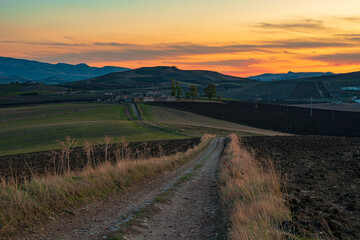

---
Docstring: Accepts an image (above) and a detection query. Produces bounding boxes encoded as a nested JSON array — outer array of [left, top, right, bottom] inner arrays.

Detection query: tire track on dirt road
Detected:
[[119, 138, 225, 240], [18, 138, 223, 240]]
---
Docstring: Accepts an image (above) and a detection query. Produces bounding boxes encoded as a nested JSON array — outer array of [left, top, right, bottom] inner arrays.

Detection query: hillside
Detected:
[[62, 66, 256, 90], [0, 82, 68, 96], [223, 71, 360, 103], [249, 71, 334, 81], [0, 57, 130, 84]]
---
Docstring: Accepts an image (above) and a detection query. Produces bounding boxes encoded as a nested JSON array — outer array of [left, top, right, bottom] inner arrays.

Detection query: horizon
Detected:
[[1, 55, 346, 78], [1, 0, 360, 77]]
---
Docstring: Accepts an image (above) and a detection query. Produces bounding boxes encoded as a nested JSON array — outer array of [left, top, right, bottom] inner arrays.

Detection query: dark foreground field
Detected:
[[0, 138, 200, 181], [242, 136, 360, 239], [152, 101, 360, 137]]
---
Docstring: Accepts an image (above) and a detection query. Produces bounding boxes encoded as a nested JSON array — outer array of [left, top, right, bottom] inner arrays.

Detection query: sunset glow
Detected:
[[1, 0, 360, 76]]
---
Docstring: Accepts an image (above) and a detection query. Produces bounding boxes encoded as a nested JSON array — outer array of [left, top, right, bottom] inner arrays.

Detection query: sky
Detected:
[[1, 0, 360, 77]]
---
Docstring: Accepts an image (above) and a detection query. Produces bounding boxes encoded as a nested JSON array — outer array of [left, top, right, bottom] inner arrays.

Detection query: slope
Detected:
[[224, 71, 360, 102], [63, 66, 256, 90], [0, 56, 130, 83]]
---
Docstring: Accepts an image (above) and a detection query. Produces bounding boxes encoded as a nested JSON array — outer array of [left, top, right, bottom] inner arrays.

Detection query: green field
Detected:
[[0, 103, 185, 156], [0, 102, 283, 156]]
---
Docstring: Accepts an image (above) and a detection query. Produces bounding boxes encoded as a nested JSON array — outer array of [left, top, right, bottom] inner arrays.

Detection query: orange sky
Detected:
[[1, 0, 360, 77]]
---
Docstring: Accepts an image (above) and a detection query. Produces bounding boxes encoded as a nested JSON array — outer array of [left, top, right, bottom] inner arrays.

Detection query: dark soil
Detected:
[[152, 101, 360, 137], [0, 138, 200, 181], [242, 136, 360, 240]]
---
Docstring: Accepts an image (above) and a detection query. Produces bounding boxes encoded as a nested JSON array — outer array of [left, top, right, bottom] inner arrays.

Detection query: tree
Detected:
[[204, 83, 217, 101], [176, 81, 182, 100], [189, 85, 198, 101], [170, 78, 176, 96], [186, 92, 191, 99]]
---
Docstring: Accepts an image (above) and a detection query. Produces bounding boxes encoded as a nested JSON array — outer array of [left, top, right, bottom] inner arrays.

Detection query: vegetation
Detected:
[[0, 103, 184, 156], [204, 83, 217, 101], [170, 78, 176, 96], [137, 103, 276, 136], [0, 134, 214, 237], [176, 81, 183, 100], [190, 85, 198, 100], [219, 134, 293, 239]]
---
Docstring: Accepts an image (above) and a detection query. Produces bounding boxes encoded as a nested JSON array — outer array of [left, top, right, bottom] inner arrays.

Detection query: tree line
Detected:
[[170, 78, 218, 101]]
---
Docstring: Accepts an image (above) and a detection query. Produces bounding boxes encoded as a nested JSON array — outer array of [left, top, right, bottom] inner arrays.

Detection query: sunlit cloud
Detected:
[[338, 17, 360, 23], [1, 40, 86, 46], [255, 19, 329, 32], [93, 42, 137, 47], [2, 0, 360, 77], [164, 58, 260, 68], [31, 39, 355, 65], [309, 52, 360, 66]]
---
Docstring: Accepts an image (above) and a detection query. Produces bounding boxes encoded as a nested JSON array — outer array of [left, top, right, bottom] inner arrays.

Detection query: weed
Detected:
[[219, 134, 295, 240], [0, 134, 214, 237]]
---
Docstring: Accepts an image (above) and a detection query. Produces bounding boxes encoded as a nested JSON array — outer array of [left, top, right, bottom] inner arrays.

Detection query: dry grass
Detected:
[[138, 104, 285, 136], [0, 134, 214, 237], [219, 134, 294, 240]]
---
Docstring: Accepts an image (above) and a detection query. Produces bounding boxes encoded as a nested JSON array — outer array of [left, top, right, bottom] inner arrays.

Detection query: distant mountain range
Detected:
[[63, 66, 255, 90], [56, 65, 360, 103], [1, 56, 360, 103], [249, 71, 335, 81], [0, 57, 130, 84]]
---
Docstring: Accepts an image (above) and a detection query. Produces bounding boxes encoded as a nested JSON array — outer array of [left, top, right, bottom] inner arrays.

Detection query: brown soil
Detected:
[[0, 138, 200, 181], [242, 136, 360, 240], [15, 138, 223, 240], [120, 139, 224, 240]]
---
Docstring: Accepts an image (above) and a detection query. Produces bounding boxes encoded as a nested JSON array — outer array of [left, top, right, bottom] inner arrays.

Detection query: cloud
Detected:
[[36, 43, 264, 63], [165, 59, 260, 68], [93, 42, 136, 47], [338, 17, 360, 23], [265, 40, 350, 48], [1, 40, 86, 46], [255, 19, 328, 32], [349, 37, 360, 42], [309, 52, 360, 65], [336, 33, 360, 37], [31, 39, 354, 64]]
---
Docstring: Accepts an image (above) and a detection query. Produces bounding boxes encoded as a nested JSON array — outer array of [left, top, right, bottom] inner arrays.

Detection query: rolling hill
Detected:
[[223, 71, 360, 102], [0, 57, 130, 84], [62, 66, 257, 90], [249, 71, 334, 81]]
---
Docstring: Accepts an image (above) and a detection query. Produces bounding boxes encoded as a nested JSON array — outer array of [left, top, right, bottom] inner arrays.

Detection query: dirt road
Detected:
[[121, 138, 224, 240], [130, 103, 143, 120], [19, 138, 224, 240]]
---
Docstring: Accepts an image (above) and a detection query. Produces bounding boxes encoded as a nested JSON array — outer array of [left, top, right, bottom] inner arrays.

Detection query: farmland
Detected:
[[242, 136, 360, 239], [153, 101, 360, 137], [0, 138, 201, 181], [137, 103, 284, 136], [0, 103, 185, 156], [0, 102, 281, 156]]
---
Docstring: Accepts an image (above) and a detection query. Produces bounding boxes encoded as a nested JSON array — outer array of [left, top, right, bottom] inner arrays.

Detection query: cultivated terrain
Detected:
[[242, 136, 360, 239]]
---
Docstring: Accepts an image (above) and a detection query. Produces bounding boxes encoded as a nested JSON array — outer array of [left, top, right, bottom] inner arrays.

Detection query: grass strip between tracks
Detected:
[[218, 134, 296, 240], [0, 134, 214, 238], [107, 140, 219, 240]]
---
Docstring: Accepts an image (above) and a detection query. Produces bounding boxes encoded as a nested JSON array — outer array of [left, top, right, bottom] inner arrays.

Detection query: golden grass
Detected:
[[0, 134, 214, 237], [138, 104, 286, 136], [219, 134, 294, 240]]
